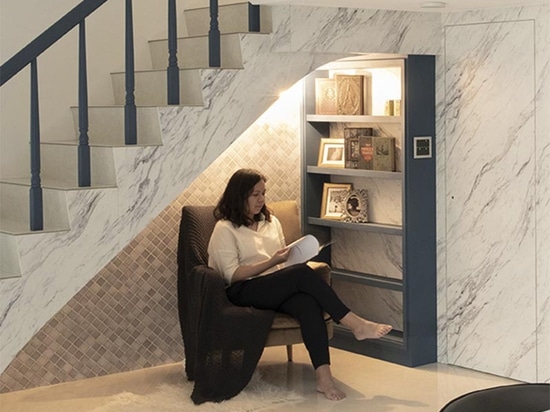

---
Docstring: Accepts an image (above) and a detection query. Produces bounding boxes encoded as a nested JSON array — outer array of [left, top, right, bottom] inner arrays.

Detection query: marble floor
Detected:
[[0, 345, 520, 412]]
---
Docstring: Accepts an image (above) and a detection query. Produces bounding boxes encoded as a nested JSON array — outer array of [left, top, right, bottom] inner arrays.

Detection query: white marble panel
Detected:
[[332, 175, 402, 225], [283, 7, 441, 56], [435, 43, 448, 364], [444, 19, 537, 382], [332, 229, 402, 279], [533, 4, 550, 384], [332, 276, 403, 330]]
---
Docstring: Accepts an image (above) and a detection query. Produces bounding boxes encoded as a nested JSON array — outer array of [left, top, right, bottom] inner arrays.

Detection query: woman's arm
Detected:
[[231, 247, 290, 282]]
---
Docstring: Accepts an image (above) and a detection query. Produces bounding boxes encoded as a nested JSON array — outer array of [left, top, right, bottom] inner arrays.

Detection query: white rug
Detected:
[[91, 371, 304, 412]]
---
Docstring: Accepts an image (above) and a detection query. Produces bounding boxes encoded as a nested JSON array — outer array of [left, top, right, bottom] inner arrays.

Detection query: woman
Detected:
[[208, 168, 392, 401]]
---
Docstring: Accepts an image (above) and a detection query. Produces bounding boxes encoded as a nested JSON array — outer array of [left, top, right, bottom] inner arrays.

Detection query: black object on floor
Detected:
[[440, 383, 550, 412]]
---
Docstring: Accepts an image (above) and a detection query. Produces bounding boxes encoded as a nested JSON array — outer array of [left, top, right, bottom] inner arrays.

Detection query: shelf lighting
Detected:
[[420, 2, 447, 8]]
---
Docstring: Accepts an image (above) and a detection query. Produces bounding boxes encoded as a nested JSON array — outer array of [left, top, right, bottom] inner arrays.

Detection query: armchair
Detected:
[[177, 200, 332, 404]]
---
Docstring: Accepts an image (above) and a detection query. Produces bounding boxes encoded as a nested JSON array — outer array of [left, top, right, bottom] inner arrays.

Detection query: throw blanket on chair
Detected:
[[177, 206, 276, 404]]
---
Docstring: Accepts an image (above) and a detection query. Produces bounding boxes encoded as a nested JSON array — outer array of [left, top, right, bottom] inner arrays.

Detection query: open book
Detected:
[[282, 234, 333, 267]]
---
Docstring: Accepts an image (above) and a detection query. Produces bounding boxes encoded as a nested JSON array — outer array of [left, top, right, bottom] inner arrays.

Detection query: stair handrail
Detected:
[[0, 0, 109, 86]]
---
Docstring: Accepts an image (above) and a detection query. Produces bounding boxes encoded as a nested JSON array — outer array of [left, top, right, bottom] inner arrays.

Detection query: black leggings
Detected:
[[226, 263, 350, 369]]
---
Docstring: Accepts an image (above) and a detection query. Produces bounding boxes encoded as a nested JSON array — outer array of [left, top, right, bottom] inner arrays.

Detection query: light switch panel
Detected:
[[414, 136, 432, 159]]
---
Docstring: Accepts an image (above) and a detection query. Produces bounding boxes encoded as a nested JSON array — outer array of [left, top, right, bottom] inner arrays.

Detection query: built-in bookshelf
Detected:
[[300, 55, 437, 367]]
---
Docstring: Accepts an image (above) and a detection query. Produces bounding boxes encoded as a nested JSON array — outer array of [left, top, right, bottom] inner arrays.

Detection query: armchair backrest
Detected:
[[178, 200, 301, 276], [179, 205, 216, 277]]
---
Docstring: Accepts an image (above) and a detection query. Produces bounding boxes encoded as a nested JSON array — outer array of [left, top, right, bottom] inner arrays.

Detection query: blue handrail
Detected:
[[0, 0, 109, 87]]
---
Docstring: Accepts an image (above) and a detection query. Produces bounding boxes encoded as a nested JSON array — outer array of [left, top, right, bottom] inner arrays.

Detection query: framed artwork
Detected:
[[318, 138, 345, 168], [321, 182, 352, 219], [341, 189, 368, 223]]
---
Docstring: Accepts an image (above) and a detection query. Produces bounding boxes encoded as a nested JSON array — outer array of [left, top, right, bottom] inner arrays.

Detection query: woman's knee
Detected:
[[293, 264, 318, 282], [283, 294, 323, 320]]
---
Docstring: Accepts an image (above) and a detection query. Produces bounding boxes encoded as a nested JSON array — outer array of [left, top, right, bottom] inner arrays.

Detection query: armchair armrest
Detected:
[[306, 261, 331, 285]]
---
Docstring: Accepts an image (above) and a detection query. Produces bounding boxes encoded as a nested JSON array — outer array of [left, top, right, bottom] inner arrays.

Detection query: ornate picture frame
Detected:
[[320, 182, 352, 220], [318, 138, 345, 168], [341, 189, 368, 223]]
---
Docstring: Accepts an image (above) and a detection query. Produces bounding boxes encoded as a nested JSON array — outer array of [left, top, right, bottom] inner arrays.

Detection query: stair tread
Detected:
[[0, 218, 70, 235], [1, 177, 118, 190], [69, 104, 205, 109], [39, 140, 163, 148], [148, 31, 265, 42], [184, 2, 250, 11], [110, 66, 243, 74]]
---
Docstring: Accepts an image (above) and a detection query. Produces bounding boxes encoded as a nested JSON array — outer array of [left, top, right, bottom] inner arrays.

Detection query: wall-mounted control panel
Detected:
[[413, 136, 432, 159]]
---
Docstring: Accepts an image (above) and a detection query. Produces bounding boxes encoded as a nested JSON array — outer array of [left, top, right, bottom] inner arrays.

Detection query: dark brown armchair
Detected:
[[177, 200, 332, 404]]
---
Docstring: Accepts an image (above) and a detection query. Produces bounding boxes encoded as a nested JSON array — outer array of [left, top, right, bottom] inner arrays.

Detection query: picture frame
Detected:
[[320, 182, 352, 219], [318, 138, 345, 168], [341, 189, 368, 223]]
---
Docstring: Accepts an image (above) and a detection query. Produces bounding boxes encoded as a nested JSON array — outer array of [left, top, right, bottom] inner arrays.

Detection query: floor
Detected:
[[0, 345, 520, 412]]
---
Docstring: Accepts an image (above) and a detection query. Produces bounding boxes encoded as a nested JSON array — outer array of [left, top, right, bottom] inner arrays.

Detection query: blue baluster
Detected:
[[78, 21, 91, 187], [29, 59, 43, 231], [248, 3, 260, 32], [125, 0, 137, 144], [167, 0, 180, 105], [209, 0, 220, 67]]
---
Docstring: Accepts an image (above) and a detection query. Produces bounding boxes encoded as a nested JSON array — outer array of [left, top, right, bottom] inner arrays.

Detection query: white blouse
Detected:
[[207, 215, 286, 285]]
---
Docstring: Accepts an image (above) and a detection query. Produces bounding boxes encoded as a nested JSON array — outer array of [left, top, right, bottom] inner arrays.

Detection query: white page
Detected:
[[283, 234, 320, 267]]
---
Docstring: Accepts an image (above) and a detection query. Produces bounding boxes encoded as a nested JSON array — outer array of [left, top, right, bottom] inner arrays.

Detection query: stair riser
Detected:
[[40, 145, 117, 188], [110, 70, 204, 107], [149, 34, 243, 70], [71, 107, 163, 146], [0, 233, 21, 278], [184, 3, 272, 37], [0, 183, 70, 234]]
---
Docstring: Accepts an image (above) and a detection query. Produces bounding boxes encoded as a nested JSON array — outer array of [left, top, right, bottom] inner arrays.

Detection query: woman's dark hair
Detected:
[[214, 169, 271, 227]]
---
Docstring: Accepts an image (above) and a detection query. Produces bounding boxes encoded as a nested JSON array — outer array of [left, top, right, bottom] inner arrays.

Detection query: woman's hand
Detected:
[[270, 247, 290, 265], [231, 247, 290, 283]]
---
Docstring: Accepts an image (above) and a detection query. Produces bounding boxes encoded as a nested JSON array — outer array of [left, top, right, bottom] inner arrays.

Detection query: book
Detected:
[[282, 235, 332, 267], [373, 137, 396, 171], [335, 74, 363, 115], [357, 136, 374, 170], [362, 73, 372, 115], [344, 136, 360, 169], [315, 78, 337, 115], [344, 128, 373, 169]]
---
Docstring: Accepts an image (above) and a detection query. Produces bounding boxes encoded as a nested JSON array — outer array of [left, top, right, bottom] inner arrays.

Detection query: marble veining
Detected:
[[332, 276, 403, 330], [285, 7, 440, 55], [332, 230, 402, 279], [444, 13, 540, 382]]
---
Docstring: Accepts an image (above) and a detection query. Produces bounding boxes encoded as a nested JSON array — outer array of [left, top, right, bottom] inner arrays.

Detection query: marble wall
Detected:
[[439, 5, 549, 383]]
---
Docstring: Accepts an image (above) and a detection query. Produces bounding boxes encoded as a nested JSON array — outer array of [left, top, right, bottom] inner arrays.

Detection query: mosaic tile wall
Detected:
[[0, 88, 302, 392]]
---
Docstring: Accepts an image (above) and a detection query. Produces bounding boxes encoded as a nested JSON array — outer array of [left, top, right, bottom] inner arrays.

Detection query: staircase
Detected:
[[0, 1, 346, 375], [0, 3, 274, 272]]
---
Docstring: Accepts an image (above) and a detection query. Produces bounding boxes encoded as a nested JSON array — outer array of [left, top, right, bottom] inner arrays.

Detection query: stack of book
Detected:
[[344, 127, 395, 172]]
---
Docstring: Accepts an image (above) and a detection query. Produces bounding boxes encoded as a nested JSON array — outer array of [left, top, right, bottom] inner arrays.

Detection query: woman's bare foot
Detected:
[[316, 365, 346, 401], [340, 312, 393, 340]]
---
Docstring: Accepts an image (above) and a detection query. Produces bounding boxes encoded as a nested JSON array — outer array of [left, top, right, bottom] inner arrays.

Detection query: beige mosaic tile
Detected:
[[0, 102, 301, 393]]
